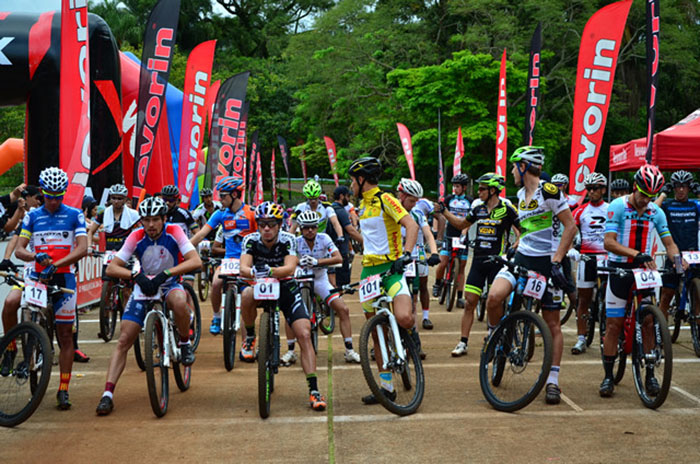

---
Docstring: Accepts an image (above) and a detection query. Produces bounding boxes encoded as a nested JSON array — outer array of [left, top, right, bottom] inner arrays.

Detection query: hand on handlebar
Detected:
[[427, 253, 440, 266], [38, 264, 56, 282], [632, 252, 656, 270]]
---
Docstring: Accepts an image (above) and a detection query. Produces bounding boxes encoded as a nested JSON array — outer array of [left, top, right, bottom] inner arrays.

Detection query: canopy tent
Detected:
[[609, 109, 700, 171]]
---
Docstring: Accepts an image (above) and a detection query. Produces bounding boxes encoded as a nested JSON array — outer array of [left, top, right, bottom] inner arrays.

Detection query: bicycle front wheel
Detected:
[[632, 305, 672, 409], [257, 313, 272, 419], [447, 259, 458, 312], [476, 294, 486, 322], [99, 281, 119, 342], [300, 286, 318, 354], [223, 286, 238, 371], [197, 266, 210, 301], [0, 322, 53, 427], [359, 313, 424, 416], [144, 310, 169, 417], [182, 283, 202, 352], [670, 288, 682, 343], [689, 278, 700, 357], [479, 311, 553, 412]]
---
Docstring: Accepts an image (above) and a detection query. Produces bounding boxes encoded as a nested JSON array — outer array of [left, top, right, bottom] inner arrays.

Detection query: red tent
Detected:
[[609, 109, 700, 171]]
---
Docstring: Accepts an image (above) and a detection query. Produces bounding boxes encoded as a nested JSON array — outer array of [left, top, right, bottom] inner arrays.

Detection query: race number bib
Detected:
[[254, 278, 280, 300], [220, 258, 240, 275], [24, 280, 47, 308], [452, 237, 466, 249], [633, 269, 662, 290], [359, 274, 382, 303], [404, 261, 416, 278], [103, 250, 117, 265], [522, 271, 547, 300], [682, 251, 700, 265]]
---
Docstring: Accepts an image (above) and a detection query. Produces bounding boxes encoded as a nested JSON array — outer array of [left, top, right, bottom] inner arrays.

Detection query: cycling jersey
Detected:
[[296, 232, 338, 280], [242, 230, 297, 267], [166, 206, 197, 237], [20, 204, 87, 273], [444, 194, 471, 238], [660, 199, 700, 251], [401, 209, 428, 259], [516, 182, 568, 257], [572, 201, 608, 254], [206, 203, 257, 259], [358, 187, 408, 266], [93, 205, 140, 251], [193, 201, 222, 240], [564, 194, 579, 210], [413, 198, 434, 221], [116, 224, 195, 282], [292, 201, 336, 234], [605, 195, 671, 264], [466, 198, 519, 256]]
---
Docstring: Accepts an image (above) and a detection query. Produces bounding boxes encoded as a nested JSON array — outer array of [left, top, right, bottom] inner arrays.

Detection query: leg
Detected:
[[485, 276, 513, 329], [210, 267, 224, 333], [658, 287, 674, 319], [292, 318, 316, 375], [572, 287, 594, 354], [455, 258, 468, 307], [1, 289, 21, 332], [281, 320, 298, 366], [239, 287, 258, 362]]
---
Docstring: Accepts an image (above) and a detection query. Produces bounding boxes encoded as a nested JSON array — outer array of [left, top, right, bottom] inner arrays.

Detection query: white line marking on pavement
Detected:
[[671, 383, 700, 406], [559, 392, 584, 412]]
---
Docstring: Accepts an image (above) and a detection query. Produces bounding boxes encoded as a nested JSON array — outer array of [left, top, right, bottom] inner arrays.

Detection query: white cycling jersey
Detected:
[[296, 232, 338, 280], [573, 200, 608, 254]]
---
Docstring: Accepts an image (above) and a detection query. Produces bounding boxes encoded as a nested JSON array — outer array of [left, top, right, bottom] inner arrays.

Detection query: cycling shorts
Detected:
[[313, 277, 341, 306], [360, 262, 410, 313], [576, 256, 599, 289], [604, 263, 655, 318], [440, 237, 469, 260], [464, 257, 502, 296], [123, 281, 184, 327], [494, 253, 560, 311], [269, 280, 309, 325], [45, 273, 77, 325]]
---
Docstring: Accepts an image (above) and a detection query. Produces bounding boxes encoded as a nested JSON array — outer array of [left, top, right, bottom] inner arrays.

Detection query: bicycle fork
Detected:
[[374, 307, 406, 369], [271, 310, 280, 372]]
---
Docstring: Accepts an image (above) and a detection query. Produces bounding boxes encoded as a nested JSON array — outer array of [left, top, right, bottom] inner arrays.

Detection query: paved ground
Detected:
[[2, 256, 700, 463]]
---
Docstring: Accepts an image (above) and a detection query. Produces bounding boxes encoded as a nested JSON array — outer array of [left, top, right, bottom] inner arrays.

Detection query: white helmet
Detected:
[[296, 210, 321, 227], [138, 196, 168, 218], [551, 173, 569, 185], [109, 184, 128, 196], [584, 172, 607, 187], [39, 167, 68, 193], [398, 178, 424, 198]]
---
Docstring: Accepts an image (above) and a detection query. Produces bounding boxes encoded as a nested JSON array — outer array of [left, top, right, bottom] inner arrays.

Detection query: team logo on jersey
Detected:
[[608, 211, 615, 219], [519, 199, 539, 211], [543, 182, 559, 195]]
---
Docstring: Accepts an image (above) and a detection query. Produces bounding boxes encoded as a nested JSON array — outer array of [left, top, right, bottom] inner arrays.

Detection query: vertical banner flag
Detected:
[[206, 71, 250, 200], [645, 0, 660, 164], [60, 0, 91, 208], [247, 129, 258, 202], [255, 144, 264, 206], [271, 148, 278, 203], [453, 126, 464, 177], [238, 101, 249, 199], [524, 22, 542, 146], [277, 136, 292, 200], [396, 123, 416, 180], [438, 141, 445, 202], [323, 136, 340, 187], [132, 0, 182, 201], [178, 39, 216, 208], [496, 49, 508, 198], [205, 79, 221, 137], [301, 148, 308, 183], [569, 0, 632, 198]]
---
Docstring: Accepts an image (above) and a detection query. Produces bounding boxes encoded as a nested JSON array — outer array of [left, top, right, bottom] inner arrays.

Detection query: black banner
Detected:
[[277, 135, 292, 200], [132, 0, 181, 199], [645, 0, 660, 163], [247, 129, 259, 201], [524, 22, 542, 146]]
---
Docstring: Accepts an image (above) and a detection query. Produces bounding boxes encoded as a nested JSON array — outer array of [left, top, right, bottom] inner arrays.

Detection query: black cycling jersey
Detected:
[[466, 199, 519, 256], [444, 194, 471, 238], [242, 230, 297, 268], [166, 207, 197, 237], [94, 209, 138, 251], [661, 199, 700, 251]]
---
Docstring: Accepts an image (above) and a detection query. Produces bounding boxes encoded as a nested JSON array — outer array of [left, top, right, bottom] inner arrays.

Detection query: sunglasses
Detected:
[[477, 186, 489, 192], [585, 186, 602, 192], [259, 220, 279, 229], [111, 196, 127, 201], [301, 225, 318, 230], [42, 190, 65, 199], [163, 196, 178, 203], [635, 184, 656, 198]]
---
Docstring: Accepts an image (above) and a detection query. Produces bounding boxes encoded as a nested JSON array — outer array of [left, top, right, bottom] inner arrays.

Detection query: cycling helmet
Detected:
[[256, 201, 285, 221], [584, 172, 607, 187], [476, 172, 505, 191], [109, 184, 128, 197], [296, 210, 322, 227], [200, 188, 213, 197], [216, 176, 244, 193], [509, 146, 545, 166], [398, 178, 424, 198], [138, 196, 168, 217], [319, 193, 328, 202], [634, 164, 665, 195], [670, 170, 694, 187], [161, 184, 180, 197], [610, 178, 630, 191], [451, 173, 470, 185], [551, 173, 569, 185], [302, 180, 322, 199], [39, 167, 68, 193], [348, 157, 382, 180]]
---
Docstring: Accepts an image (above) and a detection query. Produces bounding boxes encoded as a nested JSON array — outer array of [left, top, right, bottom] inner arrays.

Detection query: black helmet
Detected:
[[200, 188, 213, 197], [451, 173, 470, 185], [670, 170, 694, 187], [610, 178, 630, 191], [161, 185, 180, 197], [348, 157, 382, 180]]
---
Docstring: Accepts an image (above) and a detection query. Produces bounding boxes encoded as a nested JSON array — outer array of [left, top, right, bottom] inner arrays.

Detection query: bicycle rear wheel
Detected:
[[447, 260, 458, 312], [559, 294, 575, 325], [689, 278, 700, 357], [197, 266, 210, 301], [319, 301, 335, 335], [182, 283, 202, 352], [223, 286, 238, 371], [144, 310, 169, 417], [632, 305, 672, 409], [99, 281, 119, 342], [479, 311, 553, 412], [258, 313, 272, 419], [670, 288, 682, 343], [476, 294, 486, 322], [359, 313, 424, 416], [0, 322, 52, 427], [300, 286, 318, 354]]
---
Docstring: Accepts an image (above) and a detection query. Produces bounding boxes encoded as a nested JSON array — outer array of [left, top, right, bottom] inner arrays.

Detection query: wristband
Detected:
[[164, 269, 172, 277]]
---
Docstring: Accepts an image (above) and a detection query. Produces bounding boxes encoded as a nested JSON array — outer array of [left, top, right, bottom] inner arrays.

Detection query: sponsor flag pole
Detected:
[[300, 148, 308, 183], [524, 23, 542, 146], [323, 136, 340, 187], [396, 123, 416, 180], [271, 148, 277, 203], [645, 0, 660, 164], [496, 49, 508, 198]]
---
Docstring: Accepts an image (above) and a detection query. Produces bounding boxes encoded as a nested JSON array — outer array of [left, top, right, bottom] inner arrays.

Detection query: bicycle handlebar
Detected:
[[0, 270, 75, 295]]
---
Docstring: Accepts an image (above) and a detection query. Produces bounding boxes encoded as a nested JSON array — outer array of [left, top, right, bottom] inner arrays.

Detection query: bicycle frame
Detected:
[[369, 296, 408, 369], [144, 306, 180, 368]]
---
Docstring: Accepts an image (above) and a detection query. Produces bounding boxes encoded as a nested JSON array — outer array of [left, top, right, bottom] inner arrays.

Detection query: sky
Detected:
[[2, 0, 230, 16]]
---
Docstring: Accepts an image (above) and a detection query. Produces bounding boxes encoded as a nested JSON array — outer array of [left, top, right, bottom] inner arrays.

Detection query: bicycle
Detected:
[[255, 277, 283, 419], [598, 264, 673, 409], [667, 252, 700, 356], [93, 251, 133, 342], [575, 254, 609, 350], [217, 257, 242, 371], [478, 255, 554, 412], [296, 267, 336, 354], [196, 242, 215, 301], [438, 236, 466, 312], [335, 269, 425, 416]]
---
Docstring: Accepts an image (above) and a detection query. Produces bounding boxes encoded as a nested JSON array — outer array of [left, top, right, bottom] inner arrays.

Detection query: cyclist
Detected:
[[571, 173, 609, 355], [432, 174, 471, 309], [161, 184, 199, 238], [551, 173, 580, 210], [14, 167, 87, 410], [485, 147, 577, 405], [280, 210, 360, 365], [327, 186, 363, 287], [239, 202, 327, 411], [95, 196, 202, 416], [437, 173, 520, 357], [411, 194, 438, 328], [191, 188, 222, 240], [87, 184, 140, 253], [189, 177, 257, 335], [396, 178, 440, 340], [290, 180, 345, 245], [610, 178, 630, 199], [600, 164, 684, 397], [348, 157, 418, 405], [654, 170, 700, 318]]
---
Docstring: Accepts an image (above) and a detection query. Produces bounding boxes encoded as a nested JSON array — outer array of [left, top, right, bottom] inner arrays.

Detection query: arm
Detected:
[[271, 254, 299, 278], [211, 239, 226, 257], [240, 253, 254, 279], [166, 248, 202, 276], [106, 256, 132, 280], [329, 214, 344, 240], [318, 249, 343, 267], [86, 220, 100, 251], [3, 234, 19, 260], [439, 207, 471, 231], [344, 223, 363, 244], [9, 183, 26, 203], [399, 214, 419, 255], [603, 232, 653, 267], [4, 198, 25, 232], [190, 224, 213, 247], [15, 236, 34, 263], [552, 208, 576, 263], [422, 223, 438, 255]]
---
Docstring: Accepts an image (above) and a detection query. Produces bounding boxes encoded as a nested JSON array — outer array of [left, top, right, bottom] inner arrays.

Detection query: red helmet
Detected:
[[634, 164, 665, 195]]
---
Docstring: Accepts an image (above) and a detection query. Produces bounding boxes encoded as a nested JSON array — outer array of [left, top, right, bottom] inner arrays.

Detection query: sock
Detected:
[[460, 336, 469, 345], [59, 372, 71, 392], [212, 311, 221, 318], [102, 391, 114, 400], [287, 339, 296, 352], [306, 373, 318, 393], [246, 325, 255, 339], [422, 310, 429, 320], [434, 278, 443, 286], [546, 366, 560, 386], [577, 335, 586, 343], [457, 291, 463, 299], [344, 338, 353, 351], [603, 355, 616, 379], [179, 335, 190, 344], [104, 382, 116, 395], [379, 372, 394, 392]]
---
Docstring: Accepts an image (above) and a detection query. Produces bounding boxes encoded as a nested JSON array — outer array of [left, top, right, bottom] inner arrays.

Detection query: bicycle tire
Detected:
[[172, 321, 191, 392], [0, 322, 53, 427], [631, 304, 672, 409], [98, 281, 119, 342], [144, 310, 169, 417], [358, 313, 424, 416], [479, 311, 553, 412], [670, 288, 682, 343], [223, 286, 237, 371], [319, 301, 335, 335], [447, 259, 459, 312], [197, 266, 210, 301], [438, 274, 449, 306], [258, 313, 272, 419], [690, 278, 700, 357], [585, 288, 600, 347], [133, 330, 146, 371], [524, 298, 536, 362], [300, 286, 318, 354], [613, 331, 627, 385], [476, 294, 486, 322], [182, 282, 202, 352]]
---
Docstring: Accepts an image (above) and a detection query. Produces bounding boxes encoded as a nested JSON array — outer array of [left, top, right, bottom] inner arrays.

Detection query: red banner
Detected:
[[60, 0, 91, 208], [178, 40, 216, 208], [323, 136, 340, 187], [205, 79, 220, 140], [396, 123, 415, 180], [453, 126, 463, 177], [271, 148, 277, 203], [255, 144, 264, 205], [645, 0, 660, 164], [496, 49, 508, 198], [247, 130, 258, 202], [569, 0, 632, 197], [524, 23, 542, 146]]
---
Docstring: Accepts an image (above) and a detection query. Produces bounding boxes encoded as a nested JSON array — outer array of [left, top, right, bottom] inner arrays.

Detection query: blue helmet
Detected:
[[216, 176, 244, 193]]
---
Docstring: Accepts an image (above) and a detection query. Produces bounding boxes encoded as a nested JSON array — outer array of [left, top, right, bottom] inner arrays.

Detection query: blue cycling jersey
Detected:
[[206, 203, 257, 258], [661, 199, 700, 252], [605, 196, 671, 264]]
